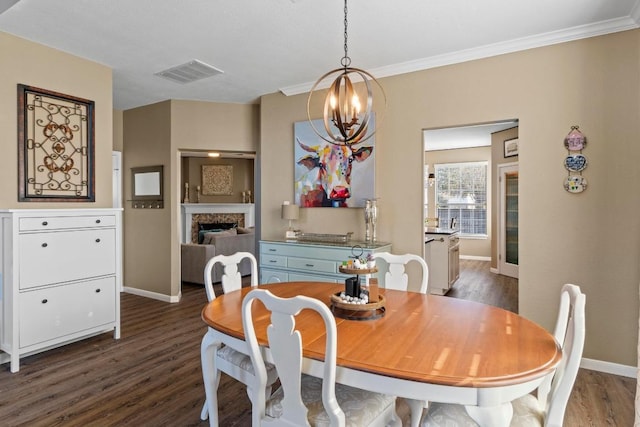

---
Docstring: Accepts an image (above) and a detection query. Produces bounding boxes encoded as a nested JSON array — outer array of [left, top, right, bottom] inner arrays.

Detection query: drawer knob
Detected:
[[42, 221, 48, 226], [41, 299, 48, 304], [41, 243, 48, 248], [269, 260, 277, 263], [96, 219, 101, 224], [95, 238, 101, 243], [269, 248, 276, 252], [305, 263, 314, 267], [95, 288, 101, 293]]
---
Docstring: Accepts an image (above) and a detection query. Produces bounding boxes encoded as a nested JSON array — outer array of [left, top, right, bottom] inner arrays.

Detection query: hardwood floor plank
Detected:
[[0, 267, 634, 426]]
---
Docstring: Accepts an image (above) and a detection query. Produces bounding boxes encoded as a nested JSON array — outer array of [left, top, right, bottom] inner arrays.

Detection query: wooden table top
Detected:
[[201, 282, 561, 388]]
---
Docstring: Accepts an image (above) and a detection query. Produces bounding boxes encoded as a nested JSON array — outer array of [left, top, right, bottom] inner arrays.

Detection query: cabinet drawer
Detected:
[[260, 269, 288, 284], [261, 254, 287, 268], [19, 215, 116, 231], [19, 229, 116, 289], [287, 257, 336, 274], [19, 277, 116, 348], [261, 243, 288, 256], [288, 272, 338, 283]]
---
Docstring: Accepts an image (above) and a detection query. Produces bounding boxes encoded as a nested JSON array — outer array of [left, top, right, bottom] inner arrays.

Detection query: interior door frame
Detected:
[[498, 162, 519, 278]]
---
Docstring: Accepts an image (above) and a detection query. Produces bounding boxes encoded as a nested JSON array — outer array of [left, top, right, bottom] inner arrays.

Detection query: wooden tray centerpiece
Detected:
[[332, 265, 385, 320], [338, 266, 378, 275]]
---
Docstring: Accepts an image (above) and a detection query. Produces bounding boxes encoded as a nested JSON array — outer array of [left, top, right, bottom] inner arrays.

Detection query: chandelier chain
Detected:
[[341, 0, 351, 68]]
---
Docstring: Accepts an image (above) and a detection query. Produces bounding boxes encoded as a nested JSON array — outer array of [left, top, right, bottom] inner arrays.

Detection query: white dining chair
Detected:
[[421, 283, 586, 427], [371, 252, 429, 294], [371, 251, 429, 426], [200, 252, 278, 426], [242, 288, 401, 427]]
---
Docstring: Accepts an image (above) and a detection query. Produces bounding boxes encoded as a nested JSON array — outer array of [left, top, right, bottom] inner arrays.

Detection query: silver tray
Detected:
[[297, 232, 353, 243]]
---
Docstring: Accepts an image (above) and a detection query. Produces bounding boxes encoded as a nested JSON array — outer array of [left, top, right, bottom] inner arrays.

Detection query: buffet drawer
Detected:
[[261, 254, 287, 268], [287, 257, 336, 274]]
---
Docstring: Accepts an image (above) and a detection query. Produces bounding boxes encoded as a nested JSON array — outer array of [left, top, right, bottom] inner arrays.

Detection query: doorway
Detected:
[[177, 149, 257, 292], [423, 120, 518, 264]]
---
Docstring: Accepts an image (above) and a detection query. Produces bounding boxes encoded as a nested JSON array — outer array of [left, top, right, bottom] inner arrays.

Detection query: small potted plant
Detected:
[[366, 253, 376, 269]]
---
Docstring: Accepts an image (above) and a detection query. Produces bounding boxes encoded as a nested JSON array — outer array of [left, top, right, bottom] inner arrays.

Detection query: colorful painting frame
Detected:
[[294, 118, 375, 208], [17, 84, 95, 202]]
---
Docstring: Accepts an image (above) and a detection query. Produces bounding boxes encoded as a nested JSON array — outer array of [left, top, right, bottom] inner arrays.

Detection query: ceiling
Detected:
[[1, 0, 638, 111], [424, 120, 518, 151]]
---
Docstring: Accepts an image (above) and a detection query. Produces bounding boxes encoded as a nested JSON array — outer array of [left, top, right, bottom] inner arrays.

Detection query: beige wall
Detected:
[[425, 146, 492, 259], [113, 109, 124, 152], [491, 127, 519, 268], [122, 100, 259, 297], [0, 32, 113, 208], [123, 101, 173, 294], [261, 29, 640, 366]]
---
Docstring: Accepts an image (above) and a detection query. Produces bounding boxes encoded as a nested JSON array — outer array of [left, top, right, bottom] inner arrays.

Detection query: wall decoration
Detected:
[[131, 165, 163, 208], [17, 84, 95, 201], [564, 154, 587, 172], [563, 126, 588, 193], [503, 137, 519, 158], [564, 175, 588, 193], [293, 117, 375, 208], [202, 165, 233, 195]]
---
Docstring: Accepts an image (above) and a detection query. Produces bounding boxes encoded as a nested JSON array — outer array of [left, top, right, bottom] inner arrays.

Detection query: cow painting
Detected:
[[294, 119, 375, 208]]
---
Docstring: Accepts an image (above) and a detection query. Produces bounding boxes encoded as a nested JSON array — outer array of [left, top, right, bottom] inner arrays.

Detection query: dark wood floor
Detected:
[[0, 260, 634, 426]]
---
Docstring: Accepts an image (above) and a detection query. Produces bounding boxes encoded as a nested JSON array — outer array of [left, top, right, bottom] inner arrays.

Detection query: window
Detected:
[[435, 161, 487, 237]]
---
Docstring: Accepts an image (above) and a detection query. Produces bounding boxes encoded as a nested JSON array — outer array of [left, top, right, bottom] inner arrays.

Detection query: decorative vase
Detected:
[[364, 200, 372, 242], [370, 199, 378, 242], [364, 199, 378, 242]]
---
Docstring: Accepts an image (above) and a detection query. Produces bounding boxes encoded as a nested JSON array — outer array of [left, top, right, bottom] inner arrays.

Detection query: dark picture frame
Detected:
[[131, 165, 164, 208], [503, 137, 519, 158], [17, 84, 95, 201]]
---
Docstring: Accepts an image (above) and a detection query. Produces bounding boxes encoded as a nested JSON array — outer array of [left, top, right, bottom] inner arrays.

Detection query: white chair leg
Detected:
[[406, 398, 425, 427], [200, 401, 208, 420], [201, 332, 222, 426]]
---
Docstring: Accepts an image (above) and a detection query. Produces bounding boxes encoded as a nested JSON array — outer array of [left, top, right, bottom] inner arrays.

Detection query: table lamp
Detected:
[[281, 201, 299, 239]]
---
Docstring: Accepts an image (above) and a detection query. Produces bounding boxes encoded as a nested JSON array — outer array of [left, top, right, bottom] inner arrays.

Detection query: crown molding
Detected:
[[280, 15, 640, 97]]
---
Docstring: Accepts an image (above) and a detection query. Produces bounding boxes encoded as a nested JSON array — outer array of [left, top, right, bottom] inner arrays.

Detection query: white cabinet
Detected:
[[259, 240, 391, 284], [425, 231, 460, 295], [0, 209, 122, 372]]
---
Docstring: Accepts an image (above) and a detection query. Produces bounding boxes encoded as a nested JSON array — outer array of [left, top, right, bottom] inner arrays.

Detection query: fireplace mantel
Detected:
[[181, 203, 255, 243]]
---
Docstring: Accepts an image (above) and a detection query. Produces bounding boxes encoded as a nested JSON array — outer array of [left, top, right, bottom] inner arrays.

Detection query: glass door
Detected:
[[499, 163, 518, 278]]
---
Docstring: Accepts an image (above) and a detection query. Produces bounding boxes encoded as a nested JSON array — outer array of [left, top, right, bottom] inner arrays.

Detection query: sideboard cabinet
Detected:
[[259, 239, 391, 284], [0, 209, 122, 372]]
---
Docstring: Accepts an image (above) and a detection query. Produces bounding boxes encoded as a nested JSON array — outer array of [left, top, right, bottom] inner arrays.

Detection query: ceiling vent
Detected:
[[154, 60, 223, 84]]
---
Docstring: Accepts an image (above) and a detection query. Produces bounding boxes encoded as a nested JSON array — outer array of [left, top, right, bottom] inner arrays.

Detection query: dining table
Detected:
[[201, 281, 562, 427]]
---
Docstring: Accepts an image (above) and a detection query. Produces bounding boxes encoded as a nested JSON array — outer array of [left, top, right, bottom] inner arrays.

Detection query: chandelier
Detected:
[[307, 0, 385, 146]]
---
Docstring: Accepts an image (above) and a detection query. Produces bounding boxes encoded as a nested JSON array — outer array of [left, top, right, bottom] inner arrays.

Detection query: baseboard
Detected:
[[580, 357, 637, 378], [123, 286, 182, 303], [490, 267, 499, 274], [460, 255, 491, 261]]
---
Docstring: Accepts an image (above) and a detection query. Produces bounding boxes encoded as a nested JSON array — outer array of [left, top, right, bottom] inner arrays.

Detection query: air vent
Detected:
[[154, 60, 223, 84]]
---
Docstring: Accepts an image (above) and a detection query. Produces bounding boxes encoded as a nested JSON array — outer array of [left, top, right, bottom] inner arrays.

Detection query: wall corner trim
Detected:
[[580, 357, 637, 378], [123, 287, 182, 303]]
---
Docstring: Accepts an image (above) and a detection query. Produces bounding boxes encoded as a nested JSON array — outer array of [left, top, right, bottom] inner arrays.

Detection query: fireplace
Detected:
[[181, 203, 255, 243]]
